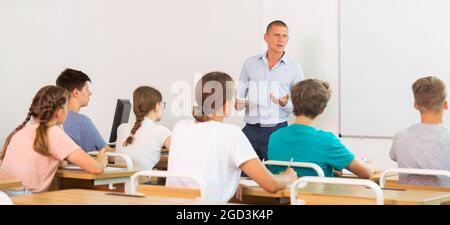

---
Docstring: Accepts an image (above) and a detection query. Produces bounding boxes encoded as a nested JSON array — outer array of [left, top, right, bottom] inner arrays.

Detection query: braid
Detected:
[[123, 116, 145, 147], [1, 112, 33, 160], [34, 123, 51, 156], [34, 110, 52, 156], [123, 86, 162, 147], [32, 86, 68, 157]]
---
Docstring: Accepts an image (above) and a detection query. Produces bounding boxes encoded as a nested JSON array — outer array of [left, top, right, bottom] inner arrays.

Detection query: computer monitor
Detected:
[[109, 99, 131, 144]]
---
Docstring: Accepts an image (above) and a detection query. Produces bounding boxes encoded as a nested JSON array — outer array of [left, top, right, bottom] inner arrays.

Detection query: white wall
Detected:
[[0, 0, 396, 170], [0, 0, 263, 139]]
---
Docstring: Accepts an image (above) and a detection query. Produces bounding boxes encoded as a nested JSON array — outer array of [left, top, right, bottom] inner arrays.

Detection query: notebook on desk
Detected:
[[239, 179, 293, 188], [61, 165, 128, 172]]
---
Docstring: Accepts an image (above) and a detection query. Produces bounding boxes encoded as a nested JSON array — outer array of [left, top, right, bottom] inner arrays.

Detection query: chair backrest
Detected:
[[264, 160, 325, 177], [290, 176, 384, 205], [0, 191, 13, 205], [130, 170, 207, 201], [380, 168, 450, 191]]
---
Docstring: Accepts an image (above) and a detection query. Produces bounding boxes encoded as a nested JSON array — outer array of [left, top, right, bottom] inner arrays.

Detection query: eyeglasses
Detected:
[[161, 101, 166, 109]]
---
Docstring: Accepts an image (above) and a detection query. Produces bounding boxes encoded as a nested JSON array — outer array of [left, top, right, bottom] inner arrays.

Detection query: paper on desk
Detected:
[[342, 169, 354, 175], [62, 165, 128, 172], [239, 179, 260, 187], [239, 179, 293, 188]]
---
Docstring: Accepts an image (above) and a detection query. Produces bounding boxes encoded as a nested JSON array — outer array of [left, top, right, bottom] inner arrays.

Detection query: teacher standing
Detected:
[[236, 20, 304, 161]]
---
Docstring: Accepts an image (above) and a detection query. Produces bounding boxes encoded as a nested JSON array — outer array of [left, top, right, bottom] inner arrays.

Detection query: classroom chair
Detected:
[[88, 151, 135, 170], [0, 191, 13, 205], [130, 170, 207, 201], [264, 160, 325, 177], [380, 168, 450, 192], [290, 176, 384, 205]]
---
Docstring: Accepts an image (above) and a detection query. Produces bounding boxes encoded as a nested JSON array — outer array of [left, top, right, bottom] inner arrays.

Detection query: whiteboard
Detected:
[[340, 0, 450, 138]]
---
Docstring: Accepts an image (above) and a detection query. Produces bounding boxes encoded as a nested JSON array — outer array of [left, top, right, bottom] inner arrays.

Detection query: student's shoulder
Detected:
[[68, 111, 92, 123], [314, 129, 340, 142], [217, 122, 242, 133], [153, 123, 171, 133], [270, 126, 292, 139], [393, 124, 420, 140], [172, 119, 195, 131], [47, 125, 69, 137], [393, 128, 408, 140]]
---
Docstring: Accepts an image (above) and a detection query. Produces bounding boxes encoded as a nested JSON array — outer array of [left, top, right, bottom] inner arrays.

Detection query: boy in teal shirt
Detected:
[[268, 79, 375, 178]]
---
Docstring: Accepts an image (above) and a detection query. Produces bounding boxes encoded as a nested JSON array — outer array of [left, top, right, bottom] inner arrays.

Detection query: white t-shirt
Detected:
[[115, 118, 171, 170], [166, 119, 258, 203]]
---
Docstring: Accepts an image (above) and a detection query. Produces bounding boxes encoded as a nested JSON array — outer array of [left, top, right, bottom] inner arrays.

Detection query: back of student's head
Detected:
[[412, 76, 447, 113], [123, 86, 162, 147], [291, 79, 331, 119], [192, 71, 234, 122], [56, 68, 91, 93], [1, 85, 69, 160]]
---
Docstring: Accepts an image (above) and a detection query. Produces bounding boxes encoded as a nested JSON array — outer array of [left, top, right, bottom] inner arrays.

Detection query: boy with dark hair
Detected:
[[56, 68, 107, 152]]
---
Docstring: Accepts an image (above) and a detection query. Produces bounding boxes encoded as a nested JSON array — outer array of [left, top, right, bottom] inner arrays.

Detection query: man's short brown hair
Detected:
[[291, 79, 331, 119], [412, 76, 447, 113], [266, 20, 288, 33]]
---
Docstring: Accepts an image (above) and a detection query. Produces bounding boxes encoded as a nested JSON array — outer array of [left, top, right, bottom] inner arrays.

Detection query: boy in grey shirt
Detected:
[[390, 76, 450, 187], [56, 68, 107, 152]]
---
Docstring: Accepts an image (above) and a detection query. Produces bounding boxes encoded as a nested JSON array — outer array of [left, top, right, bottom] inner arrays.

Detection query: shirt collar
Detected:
[[258, 51, 290, 65], [143, 117, 156, 125]]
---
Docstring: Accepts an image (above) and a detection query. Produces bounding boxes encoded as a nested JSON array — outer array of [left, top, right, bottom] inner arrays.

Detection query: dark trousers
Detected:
[[242, 122, 288, 161]]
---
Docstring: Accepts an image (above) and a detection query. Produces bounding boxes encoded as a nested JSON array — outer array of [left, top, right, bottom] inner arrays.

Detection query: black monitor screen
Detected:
[[109, 99, 131, 143]]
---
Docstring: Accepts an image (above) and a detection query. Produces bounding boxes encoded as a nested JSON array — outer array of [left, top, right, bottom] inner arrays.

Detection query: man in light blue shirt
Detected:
[[56, 68, 107, 152], [236, 20, 304, 160]]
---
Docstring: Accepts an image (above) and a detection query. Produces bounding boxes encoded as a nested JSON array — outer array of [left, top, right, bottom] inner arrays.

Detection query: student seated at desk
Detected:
[[390, 76, 450, 187], [268, 79, 375, 178], [166, 72, 297, 203], [115, 86, 171, 171], [56, 68, 108, 152], [0, 85, 108, 194]]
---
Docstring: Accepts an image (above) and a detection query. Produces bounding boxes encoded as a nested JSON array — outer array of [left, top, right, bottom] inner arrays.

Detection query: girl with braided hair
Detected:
[[0, 85, 108, 194], [115, 86, 171, 171]]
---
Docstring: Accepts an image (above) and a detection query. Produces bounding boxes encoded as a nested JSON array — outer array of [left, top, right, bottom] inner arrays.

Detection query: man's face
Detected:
[[264, 25, 289, 54], [77, 82, 92, 107]]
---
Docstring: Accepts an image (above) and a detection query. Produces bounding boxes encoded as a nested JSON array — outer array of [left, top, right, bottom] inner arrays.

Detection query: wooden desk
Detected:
[[53, 168, 137, 194], [239, 181, 450, 205], [235, 186, 289, 205], [11, 189, 202, 205], [286, 183, 450, 205], [384, 176, 450, 192], [137, 185, 201, 199], [338, 171, 394, 184], [0, 178, 22, 189]]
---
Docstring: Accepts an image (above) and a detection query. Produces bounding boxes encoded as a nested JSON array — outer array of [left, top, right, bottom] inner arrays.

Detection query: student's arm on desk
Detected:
[[240, 158, 297, 193], [65, 147, 108, 174], [346, 159, 376, 179]]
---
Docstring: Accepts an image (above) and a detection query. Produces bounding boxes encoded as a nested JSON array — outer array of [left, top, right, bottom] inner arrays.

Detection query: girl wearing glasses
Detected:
[[115, 86, 171, 172]]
